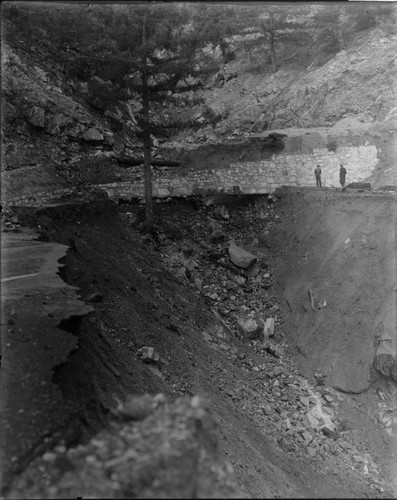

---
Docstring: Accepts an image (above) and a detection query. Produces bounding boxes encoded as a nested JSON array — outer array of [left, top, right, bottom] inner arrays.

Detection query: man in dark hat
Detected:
[[314, 165, 322, 187], [339, 164, 347, 191]]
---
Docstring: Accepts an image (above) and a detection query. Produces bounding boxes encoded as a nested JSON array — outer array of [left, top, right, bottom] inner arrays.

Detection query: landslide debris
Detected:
[[4, 192, 395, 498]]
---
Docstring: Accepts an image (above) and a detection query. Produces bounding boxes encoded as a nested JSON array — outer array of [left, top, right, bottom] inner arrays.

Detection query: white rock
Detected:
[[264, 317, 275, 338], [228, 241, 257, 269], [236, 315, 263, 341]]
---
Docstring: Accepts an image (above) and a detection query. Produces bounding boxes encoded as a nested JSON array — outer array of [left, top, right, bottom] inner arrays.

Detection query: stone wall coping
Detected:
[[4, 145, 379, 206]]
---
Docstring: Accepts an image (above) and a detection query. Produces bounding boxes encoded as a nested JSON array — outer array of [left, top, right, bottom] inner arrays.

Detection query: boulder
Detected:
[[214, 205, 230, 220], [374, 342, 397, 382], [228, 241, 257, 269], [273, 366, 283, 377], [28, 106, 45, 127], [138, 346, 160, 364], [202, 104, 221, 121], [45, 113, 70, 135], [236, 315, 263, 341], [83, 128, 104, 142], [104, 109, 124, 131], [210, 229, 227, 244], [194, 276, 203, 291]]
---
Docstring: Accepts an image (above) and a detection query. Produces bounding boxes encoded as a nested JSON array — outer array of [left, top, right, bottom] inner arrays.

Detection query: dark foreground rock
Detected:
[[7, 395, 242, 499]]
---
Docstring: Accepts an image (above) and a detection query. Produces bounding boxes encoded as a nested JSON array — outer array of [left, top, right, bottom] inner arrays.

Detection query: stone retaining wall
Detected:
[[5, 145, 378, 206]]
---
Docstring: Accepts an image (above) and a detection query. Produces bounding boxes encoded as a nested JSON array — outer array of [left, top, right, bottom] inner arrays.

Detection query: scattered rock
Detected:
[[214, 205, 230, 220], [264, 344, 280, 358], [236, 315, 263, 341], [322, 427, 339, 440], [228, 241, 257, 269], [210, 228, 227, 244], [374, 342, 397, 382], [194, 277, 203, 291], [305, 411, 320, 429], [28, 106, 45, 127], [87, 292, 103, 302], [307, 446, 317, 457], [273, 366, 283, 377], [45, 113, 71, 135], [301, 430, 313, 444], [83, 128, 104, 142], [138, 346, 160, 363]]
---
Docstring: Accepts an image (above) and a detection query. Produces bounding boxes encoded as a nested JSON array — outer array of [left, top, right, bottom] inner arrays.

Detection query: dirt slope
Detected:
[[3, 189, 396, 498], [268, 186, 397, 495], [269, 186, 396, 393]]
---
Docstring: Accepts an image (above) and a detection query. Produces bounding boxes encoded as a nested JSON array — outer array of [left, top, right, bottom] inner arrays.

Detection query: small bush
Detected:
[[354, 13, 377, 32], [327, 140, 338, 152]]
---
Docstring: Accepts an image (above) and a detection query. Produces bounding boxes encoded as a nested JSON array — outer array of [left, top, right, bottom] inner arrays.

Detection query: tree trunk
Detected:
[[141, 10, 153, 232], [269, 29, 277, 73], [142, 68, 153, 231], [334, 6, 347, 51], [269, 14, 277, 73]]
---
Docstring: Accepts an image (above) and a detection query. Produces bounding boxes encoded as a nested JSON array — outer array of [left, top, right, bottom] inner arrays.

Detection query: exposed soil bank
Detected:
[[3, 190, 396, 498], [268, 186, 397, 495], [269, 186, 396, 393]]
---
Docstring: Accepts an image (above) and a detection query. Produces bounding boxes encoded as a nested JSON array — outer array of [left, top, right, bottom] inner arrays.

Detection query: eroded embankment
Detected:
[[268, 186, 397, 495], [269, 186, 396, 393], [0, 227, 94, 492], [4, 192, 397, 498]]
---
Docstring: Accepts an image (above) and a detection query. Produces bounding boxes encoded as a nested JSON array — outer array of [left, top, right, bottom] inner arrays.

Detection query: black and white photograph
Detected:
[[1, 1, 396, 497]]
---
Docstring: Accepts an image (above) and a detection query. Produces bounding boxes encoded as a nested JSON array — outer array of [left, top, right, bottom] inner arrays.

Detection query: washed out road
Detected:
[[0, 230, 92, 491]]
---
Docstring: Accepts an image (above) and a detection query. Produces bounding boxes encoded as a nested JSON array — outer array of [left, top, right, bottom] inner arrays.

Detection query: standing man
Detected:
[[339, 164, 347, 191], [314, 165, 322, 187]]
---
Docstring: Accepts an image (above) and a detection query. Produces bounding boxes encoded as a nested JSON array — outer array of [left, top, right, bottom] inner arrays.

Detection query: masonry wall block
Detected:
[[5, 145, 378, 206]]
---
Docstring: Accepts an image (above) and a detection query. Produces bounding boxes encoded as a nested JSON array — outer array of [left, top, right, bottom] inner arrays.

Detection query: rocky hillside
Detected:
[[199, 29, 397, 134], [2, 8, 396, 195], [4, 191, 397, 498]]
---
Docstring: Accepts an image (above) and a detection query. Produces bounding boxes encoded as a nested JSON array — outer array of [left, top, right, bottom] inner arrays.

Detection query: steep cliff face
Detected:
[[199, 29, 397, 134], [1, 43, 139, 170]]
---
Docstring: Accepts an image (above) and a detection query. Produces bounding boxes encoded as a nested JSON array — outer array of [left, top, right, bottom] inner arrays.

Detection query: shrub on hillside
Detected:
[[327, 140, 338, 152], [354, 12, 377, 32]]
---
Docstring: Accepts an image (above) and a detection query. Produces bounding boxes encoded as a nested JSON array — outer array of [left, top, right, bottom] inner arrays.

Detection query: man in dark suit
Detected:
[[314, 165, 322, 187], [340, 164, 347, 191]]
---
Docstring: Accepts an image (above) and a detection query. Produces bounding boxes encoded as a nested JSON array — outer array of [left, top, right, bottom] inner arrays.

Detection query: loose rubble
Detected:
[[129, 194, 392, 495]]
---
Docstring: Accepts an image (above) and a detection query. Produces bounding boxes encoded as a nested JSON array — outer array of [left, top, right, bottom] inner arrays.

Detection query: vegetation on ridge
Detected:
[[2, 2, 396, 220]]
